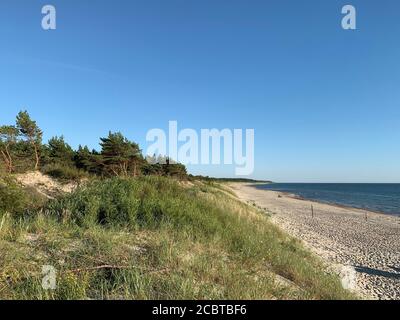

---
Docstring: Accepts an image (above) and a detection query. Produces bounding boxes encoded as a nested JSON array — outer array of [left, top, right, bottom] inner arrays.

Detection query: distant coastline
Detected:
[[261, 189, 392, 218], [189, 176, 272, 184], [253, 183, 400, 217], [230, 183, 400, 300]]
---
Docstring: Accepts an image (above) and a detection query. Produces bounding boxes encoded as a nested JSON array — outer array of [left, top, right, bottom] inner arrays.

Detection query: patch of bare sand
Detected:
[[15, 171, 77, 199], [229, 183, 400, 300]]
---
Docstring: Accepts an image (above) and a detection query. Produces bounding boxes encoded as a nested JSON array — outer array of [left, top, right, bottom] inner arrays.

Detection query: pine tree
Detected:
[[47, 136, 75, 166], [100, 132, 142, 177], [74, 145, 103, 174], [0, 125, 19, 173], [16, 111, 43, 170], [74, 145, 91, 170]]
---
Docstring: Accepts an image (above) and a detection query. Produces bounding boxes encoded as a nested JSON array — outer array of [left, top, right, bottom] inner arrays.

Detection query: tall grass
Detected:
[[0, 176, 355, 300], [0, 174, 46, 216], [41, 163, 89, 183]]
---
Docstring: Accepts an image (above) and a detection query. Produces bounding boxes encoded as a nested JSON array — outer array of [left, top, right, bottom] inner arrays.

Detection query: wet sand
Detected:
[[229, 183, 400, 300]]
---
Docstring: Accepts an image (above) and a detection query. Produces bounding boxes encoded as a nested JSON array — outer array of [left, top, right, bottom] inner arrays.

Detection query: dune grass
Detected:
[[0, 174, 46, 215], [41, 163, 89, 183], [0, 176, 355, 300]]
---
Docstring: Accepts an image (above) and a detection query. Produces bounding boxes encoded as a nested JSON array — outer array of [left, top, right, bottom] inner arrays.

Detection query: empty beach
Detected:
[[230, 183, 400, 300]]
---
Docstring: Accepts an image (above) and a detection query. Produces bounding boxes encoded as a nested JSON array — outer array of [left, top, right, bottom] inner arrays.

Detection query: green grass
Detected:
[[41, 164, 89, 183], [0, 176, 355, 300], [0, 174, 47, 216]]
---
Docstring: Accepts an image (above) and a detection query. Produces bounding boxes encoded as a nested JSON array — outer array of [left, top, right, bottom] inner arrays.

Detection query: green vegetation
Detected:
[[41, 164, 89, 183], [0, 110, 355, 300], [0, 174, 46, 215], [0, 176, 354, 300], [1, 111, 187, 179], [189, 176, 272, 183], [16, 111, 43, 171]]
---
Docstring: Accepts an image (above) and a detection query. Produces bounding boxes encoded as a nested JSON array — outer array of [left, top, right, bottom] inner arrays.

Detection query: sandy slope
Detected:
[[15, 171, 77, 198], [229, 183, 400, 300]]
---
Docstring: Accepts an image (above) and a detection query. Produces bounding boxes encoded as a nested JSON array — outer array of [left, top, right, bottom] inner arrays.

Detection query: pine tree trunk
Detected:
[[5, 147, 12, 173], [1, 150, 11, 173], [33, 142, 40, 170]]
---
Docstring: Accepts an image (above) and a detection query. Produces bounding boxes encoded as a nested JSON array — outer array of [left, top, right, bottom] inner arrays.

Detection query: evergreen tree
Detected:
[[16, 111, 43, 170], [143, 155, 187, 178], [0, 125, 19, 173], [87, 149, 106, 175], [143, 154, 164, 176], [74, 145, 91, 170], [100, 132, 142, 177], [162, 157, 187, 178], [47, 136, 75, 165], [0, 110, 188, 179], [74, 145, 103, 174]]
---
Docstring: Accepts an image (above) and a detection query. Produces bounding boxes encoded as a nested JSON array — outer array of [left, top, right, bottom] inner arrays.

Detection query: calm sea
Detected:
[[255, 183, 400, 216]]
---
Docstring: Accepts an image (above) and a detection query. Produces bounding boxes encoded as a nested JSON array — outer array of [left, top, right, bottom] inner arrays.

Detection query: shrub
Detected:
[[42, 163, 88, 183], [45, 177, 177, 227], [0, 175, 45, 215]]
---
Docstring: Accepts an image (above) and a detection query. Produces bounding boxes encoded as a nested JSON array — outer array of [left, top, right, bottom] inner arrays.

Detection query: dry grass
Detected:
[[0, 176, 356, 300]]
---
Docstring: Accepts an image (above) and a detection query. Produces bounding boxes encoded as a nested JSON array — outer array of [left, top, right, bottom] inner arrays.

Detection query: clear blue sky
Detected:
[[1, 0, 400, 182]]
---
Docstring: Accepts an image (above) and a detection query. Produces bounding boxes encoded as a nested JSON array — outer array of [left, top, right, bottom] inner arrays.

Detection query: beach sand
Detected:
[[229, 183, 400, 300]]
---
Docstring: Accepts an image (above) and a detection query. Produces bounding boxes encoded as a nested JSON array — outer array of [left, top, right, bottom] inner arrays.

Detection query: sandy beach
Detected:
[[229, 183, 400, 300]]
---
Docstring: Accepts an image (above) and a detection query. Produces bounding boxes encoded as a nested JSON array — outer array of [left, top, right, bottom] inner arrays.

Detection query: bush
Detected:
[[42, 164, 88, 183], [0, 175, 45, 215], [44, 177, 256, 242], [44, 177, 254, 247], [45, 177, 182, 228], [45, 176, 221, 230]]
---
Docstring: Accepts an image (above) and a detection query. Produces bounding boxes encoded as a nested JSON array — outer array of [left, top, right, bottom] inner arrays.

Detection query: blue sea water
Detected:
[[255, 183, 400, 216]]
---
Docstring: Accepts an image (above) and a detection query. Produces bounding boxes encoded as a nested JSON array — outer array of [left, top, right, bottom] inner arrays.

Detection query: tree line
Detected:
[[0, 111, 187, 179]]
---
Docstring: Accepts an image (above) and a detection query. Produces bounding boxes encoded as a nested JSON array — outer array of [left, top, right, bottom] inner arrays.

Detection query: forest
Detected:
[[0, 111, 187, 180]]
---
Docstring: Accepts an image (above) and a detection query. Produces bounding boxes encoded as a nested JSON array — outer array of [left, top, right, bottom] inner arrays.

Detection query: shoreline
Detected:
[[251, 185, 398, 218], [229, 183, 400, 300], [250, 184, 400, 218]]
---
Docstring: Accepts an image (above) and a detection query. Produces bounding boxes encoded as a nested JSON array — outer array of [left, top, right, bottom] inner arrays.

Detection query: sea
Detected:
[[255, 183, 400, 216]]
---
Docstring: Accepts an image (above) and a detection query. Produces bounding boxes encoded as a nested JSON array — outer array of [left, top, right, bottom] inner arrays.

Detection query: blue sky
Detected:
[[1, 0, 400, 182]]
